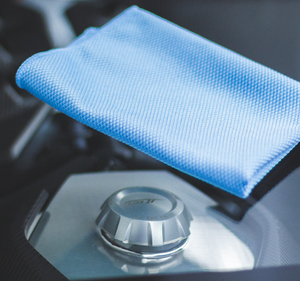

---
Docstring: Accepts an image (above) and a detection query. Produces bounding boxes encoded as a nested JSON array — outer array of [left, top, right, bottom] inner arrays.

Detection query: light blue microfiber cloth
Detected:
[[16, 6, 300, 198]]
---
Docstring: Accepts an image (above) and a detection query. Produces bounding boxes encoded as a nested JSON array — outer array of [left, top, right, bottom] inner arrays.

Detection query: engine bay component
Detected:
[[28, 171, 254, 280], [96, 186, 192, 258]]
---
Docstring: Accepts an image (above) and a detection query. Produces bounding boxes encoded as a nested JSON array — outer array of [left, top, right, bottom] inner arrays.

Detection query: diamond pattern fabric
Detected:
[[15, 6, 300, 198]]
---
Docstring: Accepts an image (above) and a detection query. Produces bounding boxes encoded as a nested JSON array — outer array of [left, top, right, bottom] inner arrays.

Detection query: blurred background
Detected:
[[2, 0, 300, 211], [1, 1, 300, 279]]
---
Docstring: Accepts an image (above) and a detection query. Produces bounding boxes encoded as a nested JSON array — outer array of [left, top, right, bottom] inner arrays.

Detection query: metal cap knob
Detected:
[[96, 187, 192, 258]]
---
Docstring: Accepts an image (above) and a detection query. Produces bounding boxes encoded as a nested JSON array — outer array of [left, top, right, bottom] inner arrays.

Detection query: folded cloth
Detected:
[[16, 6, 300, 198]]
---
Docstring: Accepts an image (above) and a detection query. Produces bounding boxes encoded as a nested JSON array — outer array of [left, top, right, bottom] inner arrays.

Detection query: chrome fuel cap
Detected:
[[96, 187, 192, 258]]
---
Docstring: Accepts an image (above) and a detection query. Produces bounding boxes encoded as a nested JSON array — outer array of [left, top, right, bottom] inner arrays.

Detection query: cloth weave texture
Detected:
[[16, 6, 300, 198]]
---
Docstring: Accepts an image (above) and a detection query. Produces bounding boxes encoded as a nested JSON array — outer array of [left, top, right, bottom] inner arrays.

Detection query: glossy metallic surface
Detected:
[[28, 171, 254, 280], [96, 186, 192, 257]]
